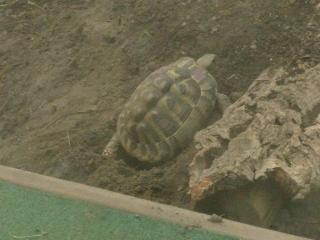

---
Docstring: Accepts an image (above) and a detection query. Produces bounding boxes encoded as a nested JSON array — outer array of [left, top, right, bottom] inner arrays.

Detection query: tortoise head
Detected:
[[196, 54, 216, 69]]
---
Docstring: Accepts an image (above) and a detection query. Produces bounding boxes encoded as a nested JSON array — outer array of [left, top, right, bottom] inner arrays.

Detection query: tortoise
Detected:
[[103, 54, 226, 163]]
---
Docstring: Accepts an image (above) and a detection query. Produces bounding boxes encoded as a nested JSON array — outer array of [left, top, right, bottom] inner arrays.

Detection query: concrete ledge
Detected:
[[0, 165, 310, 240]]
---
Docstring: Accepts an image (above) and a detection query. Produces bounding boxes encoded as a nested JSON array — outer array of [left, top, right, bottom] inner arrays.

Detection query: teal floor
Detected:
[[0, 181, 237, 240]]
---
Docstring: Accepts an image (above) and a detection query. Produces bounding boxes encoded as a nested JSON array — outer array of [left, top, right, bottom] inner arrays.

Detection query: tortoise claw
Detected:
[[102, 134, 120, 158]]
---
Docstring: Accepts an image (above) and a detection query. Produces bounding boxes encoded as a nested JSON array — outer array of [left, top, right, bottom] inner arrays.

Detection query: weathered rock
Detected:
[[189, 64, 320, 226]]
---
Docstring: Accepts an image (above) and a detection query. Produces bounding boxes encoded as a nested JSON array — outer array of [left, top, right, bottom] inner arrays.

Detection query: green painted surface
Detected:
[[0, 181, 237, 240]]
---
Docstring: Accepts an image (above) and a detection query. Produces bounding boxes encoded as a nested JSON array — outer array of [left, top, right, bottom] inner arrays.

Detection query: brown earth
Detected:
[[1, 0, 320, 238]]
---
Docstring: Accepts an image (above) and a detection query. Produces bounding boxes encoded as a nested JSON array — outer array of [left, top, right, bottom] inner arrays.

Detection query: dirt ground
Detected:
[[1, 0, 320, 238]]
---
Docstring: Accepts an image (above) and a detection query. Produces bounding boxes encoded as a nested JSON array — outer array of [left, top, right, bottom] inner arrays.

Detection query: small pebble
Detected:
[[208, 214, 223, 223], [211, 27, 218, 33]]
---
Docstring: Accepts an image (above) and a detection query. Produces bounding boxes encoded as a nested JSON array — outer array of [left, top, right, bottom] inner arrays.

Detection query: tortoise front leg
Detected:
[[102, 134, 120, 158], [216, 93, 231, 114]]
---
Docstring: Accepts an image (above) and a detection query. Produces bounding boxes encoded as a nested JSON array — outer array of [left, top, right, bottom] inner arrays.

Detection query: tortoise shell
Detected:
[[117, 56, 217, 163]]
